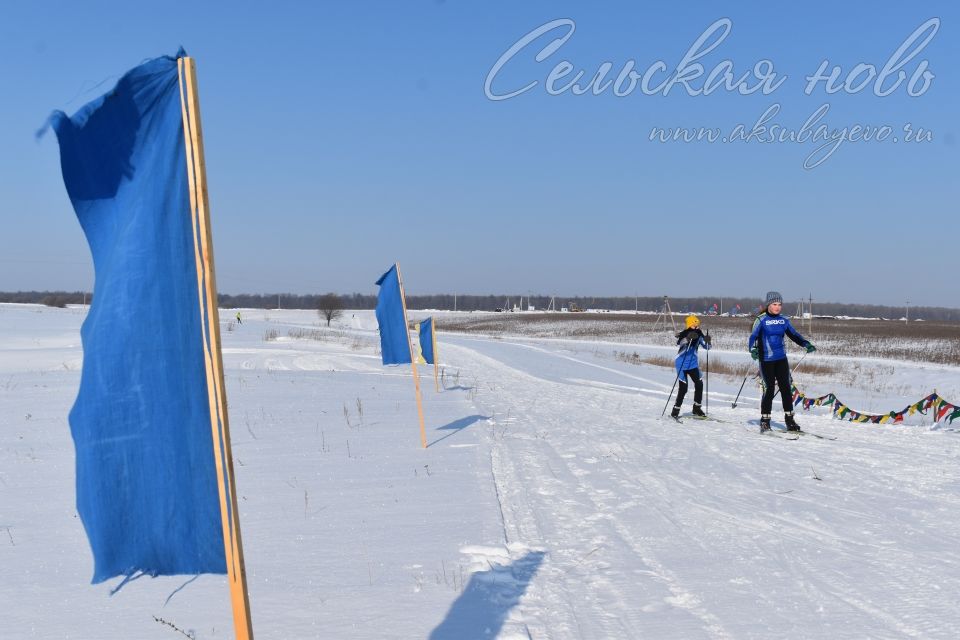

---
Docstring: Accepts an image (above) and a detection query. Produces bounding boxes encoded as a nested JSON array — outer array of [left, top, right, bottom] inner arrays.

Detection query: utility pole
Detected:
[[906, 300, 910, 323]]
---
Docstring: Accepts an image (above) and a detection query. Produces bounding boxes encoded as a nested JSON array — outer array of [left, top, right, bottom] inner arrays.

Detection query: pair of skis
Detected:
[[669, 413, 723, 425], [758, 423, 837, 441], [668, 414, 836, 440], [754, 418, 837, 440], [762, 429, 799, 441], [786, 429, 836, 441]]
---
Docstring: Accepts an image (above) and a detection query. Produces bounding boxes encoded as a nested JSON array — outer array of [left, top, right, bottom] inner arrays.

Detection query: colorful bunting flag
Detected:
[[796, 386, 957, 428]]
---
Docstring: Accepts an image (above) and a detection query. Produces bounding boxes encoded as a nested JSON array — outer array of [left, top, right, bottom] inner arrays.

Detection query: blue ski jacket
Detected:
[[674, 328, 710, 378], [748, 313, 810, 362]]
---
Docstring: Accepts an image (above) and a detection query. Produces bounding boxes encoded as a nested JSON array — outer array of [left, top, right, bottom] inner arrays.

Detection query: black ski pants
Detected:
[[675, 367, 703, 406], [760, 358, 793, 414]]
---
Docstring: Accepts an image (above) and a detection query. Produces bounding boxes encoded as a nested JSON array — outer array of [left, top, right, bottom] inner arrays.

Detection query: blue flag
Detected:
[[419, 318, 435, 365], [48, 51, 225, 583], [375, 265, 412, 365]]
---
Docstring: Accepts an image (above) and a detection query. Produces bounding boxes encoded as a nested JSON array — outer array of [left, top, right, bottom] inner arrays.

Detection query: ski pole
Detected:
[[791, 351, 808, 375], [772, 352, 809, 401], [661, 374, 681, 417], [661, 335, 697, 417], [732, 376, 748, 409], [730, 373, 760, 409], [705, 330, 709, 415], [732, 366, 762, 409]]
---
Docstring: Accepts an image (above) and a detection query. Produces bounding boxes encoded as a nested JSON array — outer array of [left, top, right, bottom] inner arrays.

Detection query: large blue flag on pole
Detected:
[[375, 264, 428, 446], [375, 264, 412, 365], [47, 50, 226, 583]]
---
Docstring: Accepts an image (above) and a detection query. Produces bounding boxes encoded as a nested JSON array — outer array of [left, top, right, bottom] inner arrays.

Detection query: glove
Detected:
[[805, 343, 817, 353], [704, 334, 712, 345], [750, 347, 759, 360]]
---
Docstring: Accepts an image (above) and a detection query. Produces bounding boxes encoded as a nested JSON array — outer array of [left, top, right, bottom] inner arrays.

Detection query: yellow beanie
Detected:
[[685, 314, 700, 329]]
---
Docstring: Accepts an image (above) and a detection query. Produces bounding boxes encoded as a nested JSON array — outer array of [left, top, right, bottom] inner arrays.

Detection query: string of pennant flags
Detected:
[[790, 386, 960, 425]]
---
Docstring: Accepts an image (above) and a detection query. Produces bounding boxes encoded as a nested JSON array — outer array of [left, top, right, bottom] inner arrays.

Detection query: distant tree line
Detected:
[[0, 291, 87, 308], [3, 291, 958, 322]]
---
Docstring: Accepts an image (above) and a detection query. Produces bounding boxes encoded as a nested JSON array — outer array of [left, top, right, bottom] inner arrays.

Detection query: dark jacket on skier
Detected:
[[675, 327, 711, 378]]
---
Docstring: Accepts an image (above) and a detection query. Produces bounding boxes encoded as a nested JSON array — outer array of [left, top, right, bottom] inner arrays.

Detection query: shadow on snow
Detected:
[[442, 385, 476, 392], [428, 414, 490, 448], [429, 550, 545, 640]]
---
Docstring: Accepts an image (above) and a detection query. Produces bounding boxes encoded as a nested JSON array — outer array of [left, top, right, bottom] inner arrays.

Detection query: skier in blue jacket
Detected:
[[748, 291, 816, 432], [671, 315, 712, 418]]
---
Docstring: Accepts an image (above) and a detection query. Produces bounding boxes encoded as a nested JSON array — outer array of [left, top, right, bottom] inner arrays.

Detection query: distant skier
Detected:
[[671, 315, 712, 419], [235, 311, 242, 325], [748, 292, 816, 432]]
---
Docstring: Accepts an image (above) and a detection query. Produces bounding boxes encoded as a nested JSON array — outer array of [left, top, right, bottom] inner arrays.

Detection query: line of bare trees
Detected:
[[3, 291, 959, 322]]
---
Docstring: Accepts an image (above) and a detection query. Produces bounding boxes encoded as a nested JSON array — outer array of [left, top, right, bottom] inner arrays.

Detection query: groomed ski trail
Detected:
[[442, 335, 960, 640]]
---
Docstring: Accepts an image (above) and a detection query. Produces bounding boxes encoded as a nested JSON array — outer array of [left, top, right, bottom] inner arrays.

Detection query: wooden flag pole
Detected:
[[395, 263, 427, 448], [178, 56, 254, 640], [432, 317, 439, 393]]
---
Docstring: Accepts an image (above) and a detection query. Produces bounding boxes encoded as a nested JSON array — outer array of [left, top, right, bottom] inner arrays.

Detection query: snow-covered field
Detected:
[[3, 303, 960, 639]]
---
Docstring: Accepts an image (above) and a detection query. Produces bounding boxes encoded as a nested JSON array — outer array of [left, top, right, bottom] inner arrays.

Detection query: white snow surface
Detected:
[[2, 303, 960, 639]]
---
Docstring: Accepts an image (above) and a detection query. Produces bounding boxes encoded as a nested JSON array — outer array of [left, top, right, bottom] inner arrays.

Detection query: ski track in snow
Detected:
[[443, 334, 960, 640], [451, 343, 734, 639]]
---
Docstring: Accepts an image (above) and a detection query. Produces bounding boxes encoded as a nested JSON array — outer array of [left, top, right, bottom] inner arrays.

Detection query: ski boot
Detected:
[[784, 412, 801, 432], [759, 414, 771, 433], [692, 403, 706, 417], [670, 405, 681, 419]]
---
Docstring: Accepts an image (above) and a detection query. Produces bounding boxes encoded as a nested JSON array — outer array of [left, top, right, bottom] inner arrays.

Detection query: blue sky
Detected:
[[1, 1, 957, 307]]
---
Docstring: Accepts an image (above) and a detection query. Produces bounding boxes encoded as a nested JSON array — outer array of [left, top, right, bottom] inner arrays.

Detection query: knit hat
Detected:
[[764, 291, 783, 306], [685, 314, 700, 329]]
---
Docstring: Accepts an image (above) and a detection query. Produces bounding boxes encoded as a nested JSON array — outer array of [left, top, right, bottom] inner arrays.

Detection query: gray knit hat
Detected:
[[764, 291, 783, 306]]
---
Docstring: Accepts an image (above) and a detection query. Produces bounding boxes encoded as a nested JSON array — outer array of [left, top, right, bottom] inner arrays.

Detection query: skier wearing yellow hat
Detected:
[[670, 314, 711, 419]]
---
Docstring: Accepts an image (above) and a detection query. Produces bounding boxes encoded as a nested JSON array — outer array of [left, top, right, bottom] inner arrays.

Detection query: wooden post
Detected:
[[432, 316, 439, 393], [395, 263, 427, 448], [177, 56, 254, 640]]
